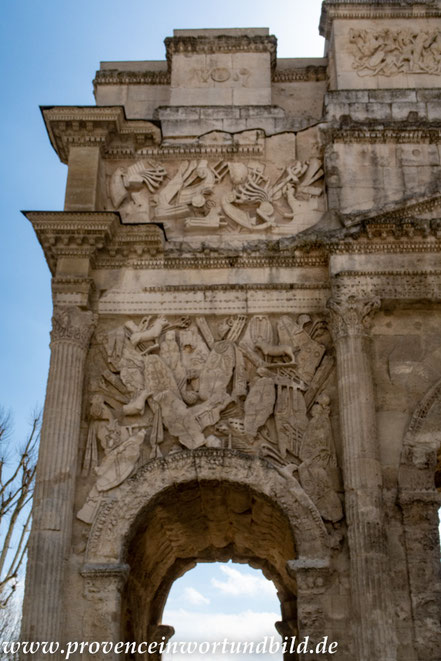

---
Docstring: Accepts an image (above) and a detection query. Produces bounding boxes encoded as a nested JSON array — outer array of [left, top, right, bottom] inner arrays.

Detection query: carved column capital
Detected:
[[327, 295, 380, 341], [81, 563, 130, 598], [50, 306, 97, 350]]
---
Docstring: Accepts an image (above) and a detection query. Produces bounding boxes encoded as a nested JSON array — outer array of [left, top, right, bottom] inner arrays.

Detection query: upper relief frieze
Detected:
[[320, 2, 441, 41], [107, 152, 325, 238], [349, 27, 441, 76]]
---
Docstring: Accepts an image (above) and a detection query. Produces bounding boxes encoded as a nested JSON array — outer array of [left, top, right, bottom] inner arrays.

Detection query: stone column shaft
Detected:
[[21, 307, 95, 654], [328, 296, 397, 661]]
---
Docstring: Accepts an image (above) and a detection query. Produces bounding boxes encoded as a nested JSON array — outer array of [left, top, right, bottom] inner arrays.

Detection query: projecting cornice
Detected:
[[93, 70, 171, 88], [41, 106, 162, 164], [272, 65, 327, 83], [328, 217, 441, 253], [340, 193, 441, 227], [164, 34, 278, 71], [23, 211, 120, 274], [23, 211, 166, 275], [320, 0, 441, 40], [325, 125, 441, 144], [94, 64, 328, 86], [281, 200, 441, 256]]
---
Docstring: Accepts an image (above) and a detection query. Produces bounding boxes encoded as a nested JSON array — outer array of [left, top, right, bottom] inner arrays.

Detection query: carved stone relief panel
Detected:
[[109, 161, 167, 222], [349, 27, 441, 76], [106, 152, 325, 236], [192, 65, 250, 86], [78, 313, 342, 526]]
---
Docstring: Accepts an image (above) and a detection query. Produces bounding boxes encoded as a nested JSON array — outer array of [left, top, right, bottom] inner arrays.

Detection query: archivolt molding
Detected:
[[399, 376, 441, 501], [397, 376, 441, 659], [85, 449, 330, 565]]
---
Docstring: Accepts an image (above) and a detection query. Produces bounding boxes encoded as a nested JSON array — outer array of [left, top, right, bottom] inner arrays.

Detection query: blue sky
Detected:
[[0, 0, 325, 443], [0, 0, 325, 650], [163, 562, 282, 659]]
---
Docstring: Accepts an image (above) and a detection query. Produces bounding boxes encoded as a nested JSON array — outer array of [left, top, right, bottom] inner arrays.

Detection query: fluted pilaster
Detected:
[[21, 307, 96, 657], [327, 295, 397, 661]]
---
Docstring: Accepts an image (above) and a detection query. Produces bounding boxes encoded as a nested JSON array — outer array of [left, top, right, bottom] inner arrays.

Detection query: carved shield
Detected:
[[95, 430, 145, 492], [246, 315, 273, 348]]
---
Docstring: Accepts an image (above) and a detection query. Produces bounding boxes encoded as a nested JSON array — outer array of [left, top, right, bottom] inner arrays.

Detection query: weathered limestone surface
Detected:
[[21, 308, 96, 649], [22, 2, 441, 660], [328, 295, 397, 660]]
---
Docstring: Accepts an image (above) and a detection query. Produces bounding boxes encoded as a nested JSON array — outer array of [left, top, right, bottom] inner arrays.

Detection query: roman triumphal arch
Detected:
[[21, 2, 441, 660]]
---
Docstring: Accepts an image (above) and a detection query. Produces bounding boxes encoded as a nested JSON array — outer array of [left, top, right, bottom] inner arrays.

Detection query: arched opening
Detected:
[[82, 450, 330, 656], [398, 378, 441, 658], [162, 561, 283, 659], [120, 478, 298, 659]]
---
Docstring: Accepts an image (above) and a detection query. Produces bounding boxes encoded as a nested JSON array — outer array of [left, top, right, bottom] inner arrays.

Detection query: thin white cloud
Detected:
[[162, 608, 281, 661], [183, 586, 210, 606], [211, 565, 277, 598]]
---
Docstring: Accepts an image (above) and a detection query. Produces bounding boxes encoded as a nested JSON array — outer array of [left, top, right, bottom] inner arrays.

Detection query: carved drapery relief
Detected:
[[349, 28, 441, 77], [78, 314, 342, 525], [108, 157, 325, 234]]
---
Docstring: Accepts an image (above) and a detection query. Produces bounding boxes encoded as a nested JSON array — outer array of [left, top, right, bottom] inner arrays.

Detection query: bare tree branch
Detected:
[[0, 411, 40, 607]]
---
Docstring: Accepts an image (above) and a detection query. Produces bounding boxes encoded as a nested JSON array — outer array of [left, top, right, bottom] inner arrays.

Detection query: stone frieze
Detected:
[[78, 313, 342, 526], [107, 155, 325, 237], [349, 27, 441, 76]]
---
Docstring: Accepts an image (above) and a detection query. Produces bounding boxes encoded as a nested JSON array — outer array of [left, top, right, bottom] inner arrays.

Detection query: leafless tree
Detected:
[[0, 588, 21, 657], [0, 407, 39, 610]]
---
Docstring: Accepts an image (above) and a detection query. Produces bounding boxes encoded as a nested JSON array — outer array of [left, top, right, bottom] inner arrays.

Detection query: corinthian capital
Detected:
[[50, 306, 97, 350], [327, 295, 380, 341]]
